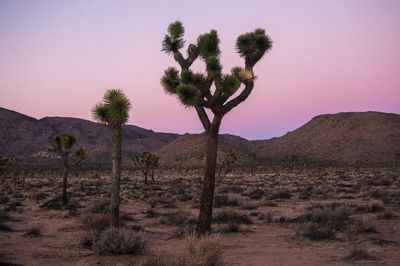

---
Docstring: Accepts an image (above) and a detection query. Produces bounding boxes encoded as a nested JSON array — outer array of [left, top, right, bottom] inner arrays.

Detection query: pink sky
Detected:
[[0, 0, 399, 139]]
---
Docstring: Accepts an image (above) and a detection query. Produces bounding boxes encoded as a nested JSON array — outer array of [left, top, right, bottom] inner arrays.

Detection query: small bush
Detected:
[[160, 211, 196, 226], [302, 223, 336, 240], [213, 194, 241, 208], [93, 227, 147, 255], [23, 227, 41, 237], [345, 248, 374, 261], [213, 208, 252, 225], [0, 222, 13, 232], [85, 199, 110, 214], [82, 213, 111, 232], [186, 234, 224, 266], [243, 189, 264, 200], [267, 188, 292, 200], [377, 211, 394, 220]]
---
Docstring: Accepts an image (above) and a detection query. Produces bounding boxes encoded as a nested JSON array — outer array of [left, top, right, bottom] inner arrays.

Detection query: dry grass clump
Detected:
[[160, 211, 196, 226], [213, 208, 252, 225], [139, 234, 224, 266], [93, 227, 147, 255], [344, 247, 375, 261], [213, 194, 242, 208]]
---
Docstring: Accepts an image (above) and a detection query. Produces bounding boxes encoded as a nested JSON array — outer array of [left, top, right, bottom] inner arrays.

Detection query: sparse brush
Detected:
[[185, 233, 224, 266], [23, 227, 41, 237], [345, 247, 374, 261], [93, 227, 147, 255]]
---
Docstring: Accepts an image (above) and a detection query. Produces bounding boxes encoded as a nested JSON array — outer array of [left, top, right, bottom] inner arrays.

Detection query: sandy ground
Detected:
[[1, 168, 400, 265]]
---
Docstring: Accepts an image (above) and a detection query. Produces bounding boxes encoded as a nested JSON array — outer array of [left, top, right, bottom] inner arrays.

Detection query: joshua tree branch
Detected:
[[222, 80, 254, 113], [195, 105, 211, 132]]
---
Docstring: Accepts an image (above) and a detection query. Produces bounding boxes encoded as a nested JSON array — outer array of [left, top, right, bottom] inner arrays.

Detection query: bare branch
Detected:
[[222, 80, 254, 114], [194, 105, 211, 132]]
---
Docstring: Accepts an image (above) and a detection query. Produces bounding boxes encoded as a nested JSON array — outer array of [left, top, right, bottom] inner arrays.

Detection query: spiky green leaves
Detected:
[[221, 75, 241, 95], [162, 21, 185, 55], [206, 56, 222, 77], [92, 89, 131, 127], [48, 133, 76, 153], [177, 83, 200, 107], [236, 28, 272, 67], [75, 147, 87, 161], [0, 156, 11, 170], [197, 30, 220, 59], [161, 67, 180, 94]]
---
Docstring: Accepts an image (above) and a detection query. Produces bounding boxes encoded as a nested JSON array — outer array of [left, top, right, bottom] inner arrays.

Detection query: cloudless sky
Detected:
[[0, 0, 399, 139]]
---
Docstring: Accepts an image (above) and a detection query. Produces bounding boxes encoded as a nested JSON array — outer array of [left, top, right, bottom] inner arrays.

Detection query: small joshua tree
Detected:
[[0, 155, 11, 183], [48, 133, 87, 207], [92, 89, 131, 227], [248, 152, 256, 176], [218, 150, 237, 177], [132, 152, 160, 184], [161, 21, 272, 234]]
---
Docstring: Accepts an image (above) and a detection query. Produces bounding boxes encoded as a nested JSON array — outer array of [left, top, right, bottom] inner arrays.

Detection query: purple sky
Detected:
[[1, 0, 399, 140]]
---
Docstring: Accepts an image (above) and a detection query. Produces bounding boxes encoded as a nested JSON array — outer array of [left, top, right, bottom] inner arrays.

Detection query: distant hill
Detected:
[[0, 107, 178, 164], [251, 112, 400, 165], [156, 133, 250, 167], [1, 107, 399, 165]]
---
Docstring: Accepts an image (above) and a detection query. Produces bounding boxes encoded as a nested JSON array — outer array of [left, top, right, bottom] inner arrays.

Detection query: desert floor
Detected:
[[1, 167, 400, 265]]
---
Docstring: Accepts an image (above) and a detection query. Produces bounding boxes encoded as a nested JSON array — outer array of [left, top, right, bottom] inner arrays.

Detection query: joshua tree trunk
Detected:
[[197, 115, 222, 235], [62, 158, 69, 207], [111, 127, 122, 227], [151, 169, 155, 182]]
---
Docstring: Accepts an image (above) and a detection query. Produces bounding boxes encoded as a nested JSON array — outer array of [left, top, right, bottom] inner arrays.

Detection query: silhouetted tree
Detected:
[[0, 156, 11, 183], [48, 133, 86, 207], [161, 21, 272, 234], [218, 150, 237, 177], [132, 152, 160, 184], [92, 89, 131, 227], [248, 152, 256, 176]]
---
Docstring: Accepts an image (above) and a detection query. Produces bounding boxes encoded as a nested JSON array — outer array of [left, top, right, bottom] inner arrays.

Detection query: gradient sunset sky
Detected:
[[1, 0, 399, 139]]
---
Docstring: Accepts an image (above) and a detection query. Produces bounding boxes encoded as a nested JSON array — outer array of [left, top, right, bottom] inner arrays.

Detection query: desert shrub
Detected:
[[213, 208, 252, 225], [85, 198, 110, 214], [377, 211, 394, 220], [344, 248, 374, 261], [369, 189, 390, 203], [243, 189, 264, 200], [218, 185, 243, 194], [0, 223, 13, 232], [160, 211, 196, 226], [0, 196, 9, 204], [0, 210, 10, 222], [145, 208, 159, 218], [213, 194, 241, 208], [239, 201, 259, 210], [185, 234, 224, 266], [216, 222, 241, 234], [355, 200, 384, 213], [138, 234, 223, 266], [367, 177, 392, 186], [23, 227, 41, 237], [34, 192, 48, 201], [138, 254, 186, 266], [302, 223, 336, 240], [93, 227, 147, 255], [81, 230, 101, 249], [82, 213, 111, 232], [40, 196, 64, 210], [299, 185, 313, 199], [4, 200, 21, 212], [267, 187, 292, 200], [258, 212, 274, 223]]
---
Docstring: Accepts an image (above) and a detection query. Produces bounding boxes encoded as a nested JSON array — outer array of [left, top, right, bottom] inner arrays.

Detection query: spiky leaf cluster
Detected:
[[162, 21, 185, 55], [176, 83, 200, 106], [0, 156, 11, 172], [221, 75, 241, 95], [48, 133, 76, 153], [132, 152, 159, 171], [197, 30, 220, 59], [236, 28, 272, 67], [92, 89, 131, 127], [161, 67, 180, 95]]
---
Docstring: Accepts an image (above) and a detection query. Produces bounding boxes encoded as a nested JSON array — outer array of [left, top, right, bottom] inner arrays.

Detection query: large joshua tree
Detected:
[[48, 134, 87, 207], [161, 21, 272, 234], [92, 89, 131, 227]]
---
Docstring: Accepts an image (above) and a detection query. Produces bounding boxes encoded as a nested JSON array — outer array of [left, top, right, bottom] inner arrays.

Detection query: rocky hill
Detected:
[[251, 112, 400, 165], [1, 107, 399, 165], [0, 107, 178, 164]]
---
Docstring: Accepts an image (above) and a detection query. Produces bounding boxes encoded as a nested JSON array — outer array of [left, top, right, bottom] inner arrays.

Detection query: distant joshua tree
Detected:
[[132, 152, 160, 184], [92, 89, 131, 227], [161, 21, 272, 234], [248, 152, 256, 176], [48, 133, 86, 207], [218, 150, 237, 177], [0, 155, 11, 183]]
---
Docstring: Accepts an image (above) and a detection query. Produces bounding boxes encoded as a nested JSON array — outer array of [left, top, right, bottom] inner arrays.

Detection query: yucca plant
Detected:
[[92, 89, 131, 226], [161, 21, 272, 234], [248, 152, 256, 176], [132, 152, 160, 184], [48, 133, 87, 207], [0, 155, 11, 183], [218, 150, 237, 178]]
